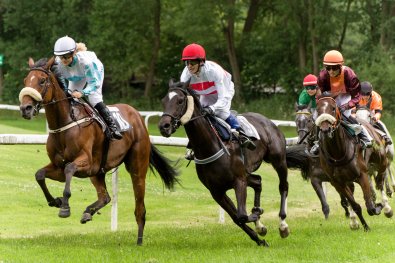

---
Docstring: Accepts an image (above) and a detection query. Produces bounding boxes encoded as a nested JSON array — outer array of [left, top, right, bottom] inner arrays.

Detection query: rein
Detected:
[[27, 67, 93, 133], [317, 97, 357, 166], [163, 86, 228, 164]]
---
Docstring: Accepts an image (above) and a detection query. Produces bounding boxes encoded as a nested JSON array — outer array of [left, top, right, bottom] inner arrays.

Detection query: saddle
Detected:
[[79, 101, 131, 135], [207, 115, 260, 142]]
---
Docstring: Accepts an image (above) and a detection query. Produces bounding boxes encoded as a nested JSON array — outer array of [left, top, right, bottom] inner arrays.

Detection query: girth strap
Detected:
[[194, 148, 225, 165]]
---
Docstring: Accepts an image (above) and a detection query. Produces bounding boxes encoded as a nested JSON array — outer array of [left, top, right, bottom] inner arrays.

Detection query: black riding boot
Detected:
[[237, 130, 257, 150], [347, 115, 372, 148], [94, 102, 123, 140]]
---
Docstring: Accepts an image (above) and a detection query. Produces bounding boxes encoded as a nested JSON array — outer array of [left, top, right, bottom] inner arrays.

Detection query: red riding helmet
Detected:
[[182, 43, 206, 61], [303, 74, 318, 86]]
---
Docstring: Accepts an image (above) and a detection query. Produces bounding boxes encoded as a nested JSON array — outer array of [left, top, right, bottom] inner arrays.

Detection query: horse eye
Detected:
[[177, 98, 184, 105], [39, 78, 46, 85]]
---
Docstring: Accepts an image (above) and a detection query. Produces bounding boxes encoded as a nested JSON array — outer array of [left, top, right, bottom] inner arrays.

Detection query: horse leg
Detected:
[[211, 191, 269, 247], [359, 170, 382, 216], [233, 176, 251, 223], [389, 164, 395, 192], [80, 174, 111, 224], [124, 145, 149, 246], [331, 181, 370, 231], [273, 161, 289, 238], [373, 169, 393, 218], [247, 174, 267, 236], [367, 172, 377, 202], [58, 162, 78, 218], [384, 172, 393, 198], [35, 163, 65, 209], [310, 177, 330, 219]]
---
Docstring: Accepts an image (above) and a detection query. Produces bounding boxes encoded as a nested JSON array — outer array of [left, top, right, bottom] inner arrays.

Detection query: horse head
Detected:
[[295, 103, 314, 144], [159, 78, 202, 137], [315, 95, 341, 134], [19, 57, 62, 119]]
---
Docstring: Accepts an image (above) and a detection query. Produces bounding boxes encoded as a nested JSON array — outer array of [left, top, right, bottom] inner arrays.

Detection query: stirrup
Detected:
[[384, 136, 392, 146], [185, 149, 194, 160]]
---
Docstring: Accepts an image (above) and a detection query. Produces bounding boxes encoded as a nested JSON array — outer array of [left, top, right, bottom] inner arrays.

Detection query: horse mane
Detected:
[[33, 58, 49, 68], [285, 144, 311, 180]]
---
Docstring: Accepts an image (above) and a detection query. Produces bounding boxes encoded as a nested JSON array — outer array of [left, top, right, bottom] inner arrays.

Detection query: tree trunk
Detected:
[[338, 0, 353, 50], [144, 0, 161, 97], [308, 0, 319, 75], [223, 0, 241, 102]]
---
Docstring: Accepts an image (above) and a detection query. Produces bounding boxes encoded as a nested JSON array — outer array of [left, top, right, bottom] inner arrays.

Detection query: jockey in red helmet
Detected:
[[180, 43, 255, 159]]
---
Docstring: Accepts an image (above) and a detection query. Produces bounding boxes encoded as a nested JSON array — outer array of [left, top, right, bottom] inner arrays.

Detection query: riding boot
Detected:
[[347, 115, 372, 148], [94, 102, 123, 140], [225, 114, 256, 150], [374, 121, 392, 145]]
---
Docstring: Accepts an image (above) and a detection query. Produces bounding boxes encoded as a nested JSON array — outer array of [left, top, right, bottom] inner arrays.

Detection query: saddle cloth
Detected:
[[213, 115, 260, 141], [107, 106, 131, 132]]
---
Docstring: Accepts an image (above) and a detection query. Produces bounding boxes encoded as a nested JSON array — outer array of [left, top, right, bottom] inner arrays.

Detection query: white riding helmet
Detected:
[[54, 36, 76, 55]]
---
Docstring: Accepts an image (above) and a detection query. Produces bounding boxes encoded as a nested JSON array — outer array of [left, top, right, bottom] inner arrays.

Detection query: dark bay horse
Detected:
[[315, 96, 392, 231], [158, 80, 289, 246], [289, 104, 350, 219], [19, 57, 179, 245]]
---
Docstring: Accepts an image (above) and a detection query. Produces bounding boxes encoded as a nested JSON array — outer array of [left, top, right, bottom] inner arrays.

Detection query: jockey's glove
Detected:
[[202, 106, 214, 116]]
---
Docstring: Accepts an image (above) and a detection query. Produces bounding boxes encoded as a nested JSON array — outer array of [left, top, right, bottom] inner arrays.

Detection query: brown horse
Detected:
[[19, 57, 179, 245], [158, 80, 289, 246], [315, 96, 392, 231], [290, 104, 351, 219]]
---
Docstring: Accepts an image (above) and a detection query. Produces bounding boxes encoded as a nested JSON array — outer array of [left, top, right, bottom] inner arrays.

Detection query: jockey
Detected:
[[53, 36, 122, 140], [180, 43, 256, 160], [298, 74, 319, 149], [357, 81, 392, 145], [311, 50, 373, 154], [298, 74, 318, 115]]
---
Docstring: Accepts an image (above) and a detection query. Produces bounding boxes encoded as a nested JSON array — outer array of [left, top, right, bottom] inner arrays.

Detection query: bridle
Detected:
[[27, 67, 71, 113], [161, 87, 203, 131], [295, 110, 313, 144]]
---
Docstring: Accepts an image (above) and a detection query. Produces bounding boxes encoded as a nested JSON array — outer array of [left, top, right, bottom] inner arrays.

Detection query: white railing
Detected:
[[0, 104, 298, 228]]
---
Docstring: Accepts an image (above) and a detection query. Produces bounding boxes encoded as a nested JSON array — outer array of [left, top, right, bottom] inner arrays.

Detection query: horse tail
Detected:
[[286, 144, 311, 180], [149, 144, 180, 189]]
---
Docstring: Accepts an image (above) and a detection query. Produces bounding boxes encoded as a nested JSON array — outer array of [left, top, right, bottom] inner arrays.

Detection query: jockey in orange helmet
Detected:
[[313, 50, 372, 153], [180, 43, 255, 159], [358, 81, 392, 145]]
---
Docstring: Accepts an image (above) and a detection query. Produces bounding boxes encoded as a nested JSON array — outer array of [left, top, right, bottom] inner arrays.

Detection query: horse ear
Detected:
[[183, 78, 191, 89], [28, 58, 34, 68], [169, 78, 174, 87], [46, 57, 55, 69], [294, 102, 299, 111], [307, 100, 312, 111]]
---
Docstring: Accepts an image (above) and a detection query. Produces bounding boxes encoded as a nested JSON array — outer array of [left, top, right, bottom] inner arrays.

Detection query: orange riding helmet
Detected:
[[323, 50, 344, 65]]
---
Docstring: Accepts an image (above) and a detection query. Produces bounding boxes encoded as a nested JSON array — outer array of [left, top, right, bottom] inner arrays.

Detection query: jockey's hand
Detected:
[[371, 116, 377, 122], [71, 91, 83, 99], [202, 107, 214, 116], [339, 103, 349, 112]]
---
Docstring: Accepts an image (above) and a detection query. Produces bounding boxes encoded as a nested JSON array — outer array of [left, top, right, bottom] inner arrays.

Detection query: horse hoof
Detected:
[[349, 222, 359, 230], [58, 207, 70, 218], [257, 239, 269, 247], [48, 197, 62, 208], [384, 209, 393, 218], [256, 225, 267, 236], [80, 213, 92, 224], [279, 227, 290, 238]]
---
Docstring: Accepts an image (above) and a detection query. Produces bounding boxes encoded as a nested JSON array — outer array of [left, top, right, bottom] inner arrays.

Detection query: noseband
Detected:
[[162, 87, 203, 131], [23, 67, 71, 115]]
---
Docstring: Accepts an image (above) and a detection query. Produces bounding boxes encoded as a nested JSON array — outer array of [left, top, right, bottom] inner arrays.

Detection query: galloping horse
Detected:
[[286, 104, 350, 219], [315, 96, 392, 231], [19, 57, 179, 245], [158, 80, 289, 246], [355, 106, 395, 197]]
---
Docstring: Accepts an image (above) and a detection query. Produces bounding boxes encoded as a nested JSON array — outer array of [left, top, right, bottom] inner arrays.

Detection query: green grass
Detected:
[[1, 110, 395, 262]]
